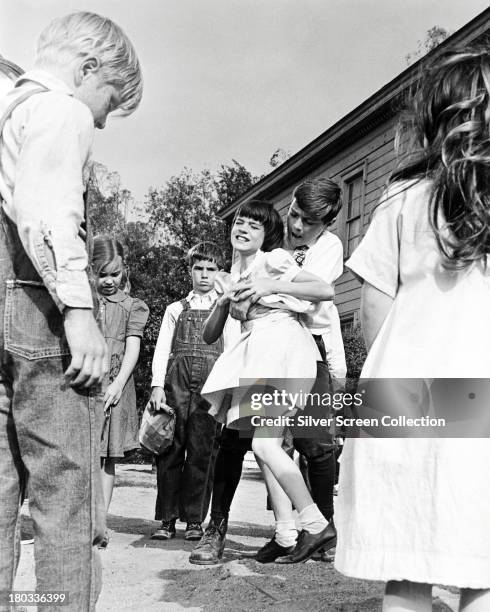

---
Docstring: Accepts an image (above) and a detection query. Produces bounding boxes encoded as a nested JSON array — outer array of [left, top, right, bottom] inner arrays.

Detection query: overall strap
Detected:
[[0, 86, 48, 139], [168, 300, 189, 354]]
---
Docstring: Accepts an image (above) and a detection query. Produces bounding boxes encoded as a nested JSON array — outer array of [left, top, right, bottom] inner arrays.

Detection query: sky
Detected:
[[1, 0, 489, 207]]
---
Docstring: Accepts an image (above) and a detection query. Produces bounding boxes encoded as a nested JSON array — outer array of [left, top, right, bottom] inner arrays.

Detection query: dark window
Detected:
[[345, 173, 364, 257], [340, 315, 354, 334]]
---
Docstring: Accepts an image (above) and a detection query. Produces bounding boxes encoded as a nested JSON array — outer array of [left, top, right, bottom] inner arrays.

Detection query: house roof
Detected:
[[219, 7, 490, 219]]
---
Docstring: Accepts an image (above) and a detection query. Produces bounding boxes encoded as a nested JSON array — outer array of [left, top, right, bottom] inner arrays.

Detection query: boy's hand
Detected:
[[149, 386, 173, 413], [63, 308, 108, 388], [104, 380, 123, 410]]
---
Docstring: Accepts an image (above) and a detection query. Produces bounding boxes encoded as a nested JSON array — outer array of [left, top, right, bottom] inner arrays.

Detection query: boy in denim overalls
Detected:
[[0, 13, 142, 611], [149, 242, 235, 541]]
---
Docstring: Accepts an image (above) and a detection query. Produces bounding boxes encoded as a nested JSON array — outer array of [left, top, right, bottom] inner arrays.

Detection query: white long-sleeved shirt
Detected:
[[0, 69, 94, 310], [151, 290, 240, 387], [287, 229, 347, 379]]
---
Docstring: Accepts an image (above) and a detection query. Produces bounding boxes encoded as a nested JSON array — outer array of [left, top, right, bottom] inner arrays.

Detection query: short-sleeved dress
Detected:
[[201, 248, 321, 429], [335, 180, 490, 588], [99, 289, 149, 457]]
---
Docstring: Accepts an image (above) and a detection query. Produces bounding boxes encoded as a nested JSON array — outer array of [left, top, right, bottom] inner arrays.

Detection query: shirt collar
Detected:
[[186, 289, 217, 304], [102, 289, 128, 303], [15, 69, 74, 96], [284, 227, 328, 253]]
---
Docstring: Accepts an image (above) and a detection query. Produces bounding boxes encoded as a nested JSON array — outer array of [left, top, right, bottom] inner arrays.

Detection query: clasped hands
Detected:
[[217, 278, 277, 307]]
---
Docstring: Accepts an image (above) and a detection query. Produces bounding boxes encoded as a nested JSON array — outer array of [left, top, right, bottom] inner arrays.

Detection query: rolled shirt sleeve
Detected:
[[13, 92, 95, 310]]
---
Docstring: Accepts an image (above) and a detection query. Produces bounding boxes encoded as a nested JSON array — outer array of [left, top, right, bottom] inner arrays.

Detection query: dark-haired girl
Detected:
[[335, 48, 490, 610], [201, 200, 336, 556]]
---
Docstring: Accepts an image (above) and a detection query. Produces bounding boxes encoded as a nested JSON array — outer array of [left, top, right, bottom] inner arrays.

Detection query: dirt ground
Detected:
[[15, 462, 459, 611]]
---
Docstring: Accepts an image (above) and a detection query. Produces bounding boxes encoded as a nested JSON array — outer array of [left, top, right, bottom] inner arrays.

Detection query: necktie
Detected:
[[293, 245, 309, 268]]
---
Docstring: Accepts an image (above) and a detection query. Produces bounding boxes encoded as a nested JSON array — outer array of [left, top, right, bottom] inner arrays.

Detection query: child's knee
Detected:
[[251, 437, 270, 460]]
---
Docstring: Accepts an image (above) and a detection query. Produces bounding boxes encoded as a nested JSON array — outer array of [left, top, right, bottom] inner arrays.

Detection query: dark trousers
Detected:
[[155, 353, 221, 523], [290, 360, 336, 521], [210, 361, 337, 522]]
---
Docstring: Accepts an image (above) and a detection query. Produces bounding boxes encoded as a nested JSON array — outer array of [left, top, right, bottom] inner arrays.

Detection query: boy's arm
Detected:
[[14, 93, 95, 310], [203, 300, 230, 344], [235, 270, 334, 303], [13, 93, 107, 386], [149, 303, 179, 410]]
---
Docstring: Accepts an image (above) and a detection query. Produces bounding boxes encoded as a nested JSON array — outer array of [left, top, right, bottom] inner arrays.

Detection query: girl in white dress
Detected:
[[335, 48, 490, 610], [202, 200, 336, 559]]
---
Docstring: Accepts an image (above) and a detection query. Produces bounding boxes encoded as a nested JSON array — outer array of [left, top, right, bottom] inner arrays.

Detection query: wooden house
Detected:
[[218, 8, 490, 331]]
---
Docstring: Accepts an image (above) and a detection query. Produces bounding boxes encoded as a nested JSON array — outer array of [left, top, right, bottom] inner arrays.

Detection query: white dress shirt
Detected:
[[0, 69, 94, 310], [288, 229, 347, 379]]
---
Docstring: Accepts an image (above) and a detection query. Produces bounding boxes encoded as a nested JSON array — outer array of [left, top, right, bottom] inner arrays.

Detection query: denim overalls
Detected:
[[0, 89, 104, 611], [155, 299, 223, 523]]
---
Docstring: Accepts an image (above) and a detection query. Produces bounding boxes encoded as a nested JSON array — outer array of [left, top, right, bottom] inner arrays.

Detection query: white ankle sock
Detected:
[[298, 504, 328, 534], [274, 520, 297, 547]]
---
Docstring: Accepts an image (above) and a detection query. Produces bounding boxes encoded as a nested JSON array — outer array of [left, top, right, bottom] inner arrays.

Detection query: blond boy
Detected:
[[0, 12, 142, 611]]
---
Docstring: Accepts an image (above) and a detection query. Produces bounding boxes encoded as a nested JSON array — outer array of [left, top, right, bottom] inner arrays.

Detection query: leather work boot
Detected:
[[151, 519, 176, 540], [189, 518, 227, 565], [185, 522, 204, 541]]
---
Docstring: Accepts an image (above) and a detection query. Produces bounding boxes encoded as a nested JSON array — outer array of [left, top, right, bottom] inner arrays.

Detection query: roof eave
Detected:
[[219, 8, 490, 218]]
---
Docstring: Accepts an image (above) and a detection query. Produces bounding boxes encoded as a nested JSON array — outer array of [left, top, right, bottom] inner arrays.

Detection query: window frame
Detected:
[[340, 161, 368, 259], [340, 314, 355, 335]]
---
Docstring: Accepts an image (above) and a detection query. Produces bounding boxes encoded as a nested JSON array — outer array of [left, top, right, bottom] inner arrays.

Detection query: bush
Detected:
[[342, 324, 367, 393]]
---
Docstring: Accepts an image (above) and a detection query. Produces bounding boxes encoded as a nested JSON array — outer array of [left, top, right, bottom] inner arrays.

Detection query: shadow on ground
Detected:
[[107, 514, 271, 538], [105, 514, 271, 556]]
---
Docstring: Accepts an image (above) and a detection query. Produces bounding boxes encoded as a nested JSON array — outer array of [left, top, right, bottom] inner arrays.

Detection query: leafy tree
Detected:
[[214, 159, 258, 209], [146, 168, 227, 251], [405, 26, 451, 65], [342, 324, 367, 393], [269, 148, 292, 169], [87, 162, 127, 236]]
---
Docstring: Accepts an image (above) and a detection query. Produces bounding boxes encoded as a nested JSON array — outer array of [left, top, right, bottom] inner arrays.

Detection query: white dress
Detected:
[[201, 249, 320, 429], [335, 180, 490, 588]]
